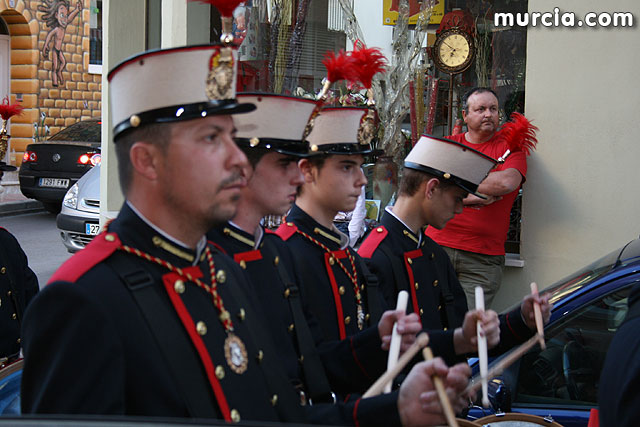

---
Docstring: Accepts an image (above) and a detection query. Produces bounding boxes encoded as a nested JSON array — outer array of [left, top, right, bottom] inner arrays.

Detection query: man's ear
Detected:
[[424, 177, 440, 199], [130, 141, 161, 182], [462, 109, 468, 124], [298, 158, 315, 184]]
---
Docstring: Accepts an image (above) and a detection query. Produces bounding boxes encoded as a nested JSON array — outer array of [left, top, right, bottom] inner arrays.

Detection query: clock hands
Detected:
[[443, 40, 456, 51]]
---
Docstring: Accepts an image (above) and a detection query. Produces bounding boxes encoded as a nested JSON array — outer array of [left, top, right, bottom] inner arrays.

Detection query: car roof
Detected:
[[498, 237, 640, 313], [48, 120, 101, 144]]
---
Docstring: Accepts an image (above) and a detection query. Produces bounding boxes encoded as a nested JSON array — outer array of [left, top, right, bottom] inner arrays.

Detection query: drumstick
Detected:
[[363, 332, 430, 398], [530, 282, 546, 350], [464, 334, 540, 396], [422, 347, 460, 427], [475, 286, 489, 408], [385, 291, 409, 393]]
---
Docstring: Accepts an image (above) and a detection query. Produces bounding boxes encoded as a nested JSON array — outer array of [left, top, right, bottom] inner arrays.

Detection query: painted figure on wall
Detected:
[[38, 0, 82, 87]]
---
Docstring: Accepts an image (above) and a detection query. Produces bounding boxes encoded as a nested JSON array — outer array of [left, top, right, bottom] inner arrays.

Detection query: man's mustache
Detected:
[[218, 171, 246, 190]]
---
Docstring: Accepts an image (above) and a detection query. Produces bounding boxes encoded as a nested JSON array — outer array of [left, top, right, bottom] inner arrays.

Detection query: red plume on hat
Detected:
[[349, 41, 387, 91], [496, 112, 538, 162], [303, 50, 356, 142], [0, 96, 23, 121], [317, 49, 356, 100]]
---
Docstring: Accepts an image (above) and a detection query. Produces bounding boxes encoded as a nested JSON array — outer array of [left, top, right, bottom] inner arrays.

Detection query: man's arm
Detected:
[[463, 168, 523, 206], [476, 168, 523, 196], [21, 281, 125, 414]]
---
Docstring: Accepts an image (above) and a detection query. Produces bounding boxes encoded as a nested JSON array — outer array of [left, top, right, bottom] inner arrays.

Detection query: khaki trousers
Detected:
[[442, 246, 505, 310]]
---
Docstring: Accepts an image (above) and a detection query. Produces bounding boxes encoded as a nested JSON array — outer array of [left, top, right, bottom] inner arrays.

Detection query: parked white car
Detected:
[[56, 164, 100, 253]]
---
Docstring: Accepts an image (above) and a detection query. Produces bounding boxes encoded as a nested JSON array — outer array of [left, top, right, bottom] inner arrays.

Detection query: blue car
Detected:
[[467, 237, 640, 427]]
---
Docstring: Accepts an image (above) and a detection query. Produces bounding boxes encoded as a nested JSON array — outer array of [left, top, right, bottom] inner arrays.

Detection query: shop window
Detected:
[[212, 0, 347, 94], [89, 0, 102, 74]]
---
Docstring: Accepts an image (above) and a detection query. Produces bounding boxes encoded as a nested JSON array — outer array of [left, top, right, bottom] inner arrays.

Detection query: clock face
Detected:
[[438, 34, 470, 67], [433, 29, 474, 74]]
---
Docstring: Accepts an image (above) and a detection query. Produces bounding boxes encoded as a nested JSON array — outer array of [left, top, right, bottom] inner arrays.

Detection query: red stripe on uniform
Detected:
[[326, 251, 347, 340], [352, 397, 362, 427], [403, 249, 423, 322], [349, 336, 371, 380], [162, 272, 232, 421], [208, 240, 228, 255], [505, 311, 523, 340]]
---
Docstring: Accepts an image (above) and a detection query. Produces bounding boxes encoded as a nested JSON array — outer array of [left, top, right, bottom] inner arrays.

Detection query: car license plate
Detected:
[[39, 177, 70, 188], [85, 223, 100, 236]]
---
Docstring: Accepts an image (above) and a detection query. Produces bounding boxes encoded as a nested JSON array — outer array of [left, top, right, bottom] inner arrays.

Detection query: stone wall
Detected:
[[0, 0, 101, 166]]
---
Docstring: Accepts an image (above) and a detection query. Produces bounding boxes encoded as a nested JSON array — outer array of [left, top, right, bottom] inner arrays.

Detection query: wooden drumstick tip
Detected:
[[421, 347, 459, 427], [416, 332, 430, 349], [422, 346, 434, 361], [530, 282, 546, 350]]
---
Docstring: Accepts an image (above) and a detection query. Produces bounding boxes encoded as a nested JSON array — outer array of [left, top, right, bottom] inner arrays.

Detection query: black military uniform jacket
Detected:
[[599, 282, 640, 427], [359, 210, 533, 363], [208, 222, 402, 426], [0, 227, 38, 358], [276, 204, 386, 344], [21, 204, 305, 423]]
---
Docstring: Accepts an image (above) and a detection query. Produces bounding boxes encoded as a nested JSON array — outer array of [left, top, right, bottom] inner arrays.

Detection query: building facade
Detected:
[[0, 0, 101, 166]]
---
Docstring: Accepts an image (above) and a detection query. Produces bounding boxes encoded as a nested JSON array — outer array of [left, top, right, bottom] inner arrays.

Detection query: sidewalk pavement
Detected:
[[0, 171, 45, 217]]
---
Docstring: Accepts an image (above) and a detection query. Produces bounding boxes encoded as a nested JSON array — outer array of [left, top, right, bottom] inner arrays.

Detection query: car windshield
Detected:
[[47, 120, 101, 143]]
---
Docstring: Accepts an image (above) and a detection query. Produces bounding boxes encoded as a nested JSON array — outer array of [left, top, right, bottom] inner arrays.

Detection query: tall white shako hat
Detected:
[[233, 93, 319, 156], [404, 134, 498, 197], [304, 106, 375, 155], [107, 43, 255, 140]]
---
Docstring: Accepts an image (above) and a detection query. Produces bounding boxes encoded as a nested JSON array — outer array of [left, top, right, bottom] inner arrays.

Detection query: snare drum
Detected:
[[473, 412, 563, 426], [457, 419, 481, 427]]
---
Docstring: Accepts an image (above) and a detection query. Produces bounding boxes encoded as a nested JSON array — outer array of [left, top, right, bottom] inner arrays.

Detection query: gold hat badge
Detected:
[[188, 0, 245, 101]]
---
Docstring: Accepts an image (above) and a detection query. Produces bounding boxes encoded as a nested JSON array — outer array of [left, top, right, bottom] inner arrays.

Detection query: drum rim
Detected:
[[473, 412, 563, 426]]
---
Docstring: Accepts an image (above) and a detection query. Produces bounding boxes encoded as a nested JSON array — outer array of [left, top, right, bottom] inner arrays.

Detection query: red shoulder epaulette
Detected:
[[48, 231, 121, 285], [264, 228, 276, 235], [275, 222, 298, 241], [357, 226, 388, 258]]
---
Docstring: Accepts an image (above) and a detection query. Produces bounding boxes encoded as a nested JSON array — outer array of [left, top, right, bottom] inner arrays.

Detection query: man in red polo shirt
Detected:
[[426, 87, 527, 309]]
